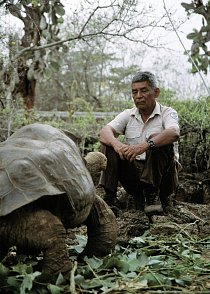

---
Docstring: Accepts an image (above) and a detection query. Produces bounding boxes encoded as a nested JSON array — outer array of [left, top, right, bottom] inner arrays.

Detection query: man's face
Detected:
[[131, 81, 160, 112]]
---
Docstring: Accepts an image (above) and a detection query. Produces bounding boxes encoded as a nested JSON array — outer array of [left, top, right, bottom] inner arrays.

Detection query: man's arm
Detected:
[[99, 125, 128, 159], [99, 125, 118, 146], [147, 127, 180, 147], [122, 127, 180, 162]]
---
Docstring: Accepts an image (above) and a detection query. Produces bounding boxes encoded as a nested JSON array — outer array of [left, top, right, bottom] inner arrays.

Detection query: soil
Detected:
[[67, 170, 210, 247]]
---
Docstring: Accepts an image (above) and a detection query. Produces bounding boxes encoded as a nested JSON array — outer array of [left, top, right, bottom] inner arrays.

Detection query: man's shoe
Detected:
[[144, 191, 163, 215], [159, 194, 171, 213]]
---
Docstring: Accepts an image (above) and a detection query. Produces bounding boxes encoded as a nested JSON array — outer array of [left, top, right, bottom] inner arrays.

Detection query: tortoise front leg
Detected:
[[36, 210, 72, 278], [83, 195, 117, 257], [0, 208, 72, 278]]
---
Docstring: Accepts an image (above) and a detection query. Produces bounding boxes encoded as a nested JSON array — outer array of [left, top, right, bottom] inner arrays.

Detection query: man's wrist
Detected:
[[147, 138, 156, 149]]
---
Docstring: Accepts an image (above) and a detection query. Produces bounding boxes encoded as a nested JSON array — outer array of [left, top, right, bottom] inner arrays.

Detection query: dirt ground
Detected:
[[93, 170, 209, 241], [67, 170, 210, 246]]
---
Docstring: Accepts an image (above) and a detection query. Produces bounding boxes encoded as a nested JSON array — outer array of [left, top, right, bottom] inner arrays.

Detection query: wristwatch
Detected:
[[147, 139, 156, 149]]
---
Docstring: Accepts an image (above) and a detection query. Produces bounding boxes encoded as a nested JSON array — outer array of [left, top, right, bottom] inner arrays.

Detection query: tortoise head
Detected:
[[84, 152, 107, 174]]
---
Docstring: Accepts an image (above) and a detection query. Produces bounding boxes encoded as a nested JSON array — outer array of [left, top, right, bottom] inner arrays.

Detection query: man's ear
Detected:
[[154, 87, 160, 97]]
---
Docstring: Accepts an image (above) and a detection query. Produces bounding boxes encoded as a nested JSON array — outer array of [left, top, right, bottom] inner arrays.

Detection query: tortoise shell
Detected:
[[0, 123, 95, 220]]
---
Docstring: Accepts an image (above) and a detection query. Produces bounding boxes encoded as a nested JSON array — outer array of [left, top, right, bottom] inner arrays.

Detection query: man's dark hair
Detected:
[[131, 71, 157, 88]]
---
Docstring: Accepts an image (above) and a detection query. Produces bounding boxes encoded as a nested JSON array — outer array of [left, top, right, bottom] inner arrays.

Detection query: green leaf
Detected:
[[0, 263, 9, 276], [70, 234, 87, 253], [79, 277, 103, 289], [11, 263, 29, 275], [56, 17, 64, 24], [175, 275, 192, 286], [55, 5, 65, 16], [73, 244, 84, 253], [118, 269, 137, 280], [20, 272, 41, 294], [191, 43, 200, 55], [74, 274, 86, 284], [175, 278, 186, 286], [116, 259, 130, 273], [128, 258, 140, 272], [7, 276, 20, 287], [130, 236, 146, 245], [85, 257, 103, 269], [181, 2, 195, 12], [76, 234, 87, 247], [27, 67, 35, 81], [20, 276, 33, 294], [142, 272, 171, 287], [43, 68, 52, 79], [48, 284, 63, 294], [102, 256, 118, 269], [31, 0, 38, 7], [201, 56, 209, 69], [50, 61, 60, 71], [42, 29, 51, 39], [55, 272, 65, 285], [40, 15, 47, 30], [128, 251, 137, 259], [148, 258, 163, 266], [138, 252, 149, 268], [193, 264, 210, 272], [187, 32, 198, 40]]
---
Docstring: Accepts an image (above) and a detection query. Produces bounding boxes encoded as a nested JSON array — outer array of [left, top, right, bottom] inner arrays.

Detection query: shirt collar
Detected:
[[151, 102, 161, 117], [131, 102, 161, 118]]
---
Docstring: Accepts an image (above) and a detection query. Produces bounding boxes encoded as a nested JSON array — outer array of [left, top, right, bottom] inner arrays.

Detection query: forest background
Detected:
[[0, 1, 209, 292], [0, 0, 209, 170]]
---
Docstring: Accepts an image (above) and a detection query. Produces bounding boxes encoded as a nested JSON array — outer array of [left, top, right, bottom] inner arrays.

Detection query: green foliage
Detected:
[[159, 94, 210, 171], [159, 95, 210, 130], [181, 1, 210, 74], [0, 102, 38, 137], [1, 94, 209, 170], [0, 0, 67, 110], [1, 233, 210, 293], [68, 98, 94, 113]]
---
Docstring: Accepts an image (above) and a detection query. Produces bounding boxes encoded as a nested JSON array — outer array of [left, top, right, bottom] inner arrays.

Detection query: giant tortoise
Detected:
[[0, 123, 117, 279]]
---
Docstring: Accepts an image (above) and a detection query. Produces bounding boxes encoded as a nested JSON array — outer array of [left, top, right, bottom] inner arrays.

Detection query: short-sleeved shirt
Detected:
[[108, 102, 180, 161]]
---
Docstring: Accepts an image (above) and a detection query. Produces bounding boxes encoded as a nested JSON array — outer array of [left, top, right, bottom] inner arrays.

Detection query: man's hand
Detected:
[[112, 142, 129, 160], [99, 125, 150, 162], [121, 142, 149, 162]]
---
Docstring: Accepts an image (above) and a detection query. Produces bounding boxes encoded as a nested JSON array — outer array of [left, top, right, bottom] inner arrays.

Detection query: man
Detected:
[[98, 71, 180, 215]]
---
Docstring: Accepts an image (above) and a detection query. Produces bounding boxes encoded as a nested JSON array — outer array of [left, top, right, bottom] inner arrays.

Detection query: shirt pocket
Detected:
[[146, 126, 163, 140], [125, 126, 141, 145]]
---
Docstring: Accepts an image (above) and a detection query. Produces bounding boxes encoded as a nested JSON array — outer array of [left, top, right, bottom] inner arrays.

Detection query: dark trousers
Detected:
[[99, 144, 179, 201]]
